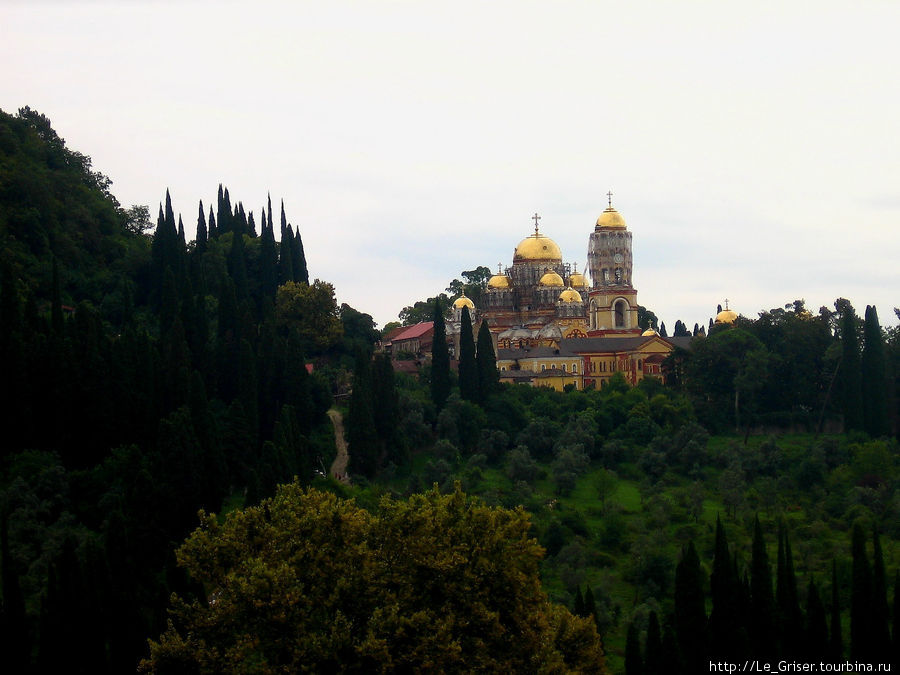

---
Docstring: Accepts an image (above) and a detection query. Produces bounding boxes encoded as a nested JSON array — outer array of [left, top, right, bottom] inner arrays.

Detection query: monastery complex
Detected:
[[388, 196, 737, 390]]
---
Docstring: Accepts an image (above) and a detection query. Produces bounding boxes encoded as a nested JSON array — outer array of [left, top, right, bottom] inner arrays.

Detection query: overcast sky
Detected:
[[3, 0, 898, 329]]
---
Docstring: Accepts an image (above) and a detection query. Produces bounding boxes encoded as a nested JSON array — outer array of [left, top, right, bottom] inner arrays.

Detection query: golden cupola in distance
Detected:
[[514, 215, 563, 263]]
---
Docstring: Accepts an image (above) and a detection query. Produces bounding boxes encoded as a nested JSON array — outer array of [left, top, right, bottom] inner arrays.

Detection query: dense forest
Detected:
[[1, 106, 899, 673]]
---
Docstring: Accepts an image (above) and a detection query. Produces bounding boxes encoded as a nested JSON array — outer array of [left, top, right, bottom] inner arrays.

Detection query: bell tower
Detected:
[[586, 192, 640, 335]]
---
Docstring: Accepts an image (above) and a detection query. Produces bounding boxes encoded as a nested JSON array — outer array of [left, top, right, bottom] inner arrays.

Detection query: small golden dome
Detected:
[[488, 273, 511, 289], [595, 206, 627, 231], [453, 293, 475, 310], [558, 288, 583, 303], [539, 270, 565, 287], [642, 328, 658, 336], [514, 234, 563, 262], [568, 272, 587, 288], [715, 309, 738, 324]]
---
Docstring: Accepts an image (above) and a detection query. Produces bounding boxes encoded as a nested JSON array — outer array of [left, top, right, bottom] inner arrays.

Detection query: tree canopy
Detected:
[[141, 484, 606, 673]]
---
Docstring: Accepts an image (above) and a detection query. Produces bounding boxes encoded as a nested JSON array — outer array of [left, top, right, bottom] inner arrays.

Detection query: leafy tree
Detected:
[[275, 280, 343, 355], [400, 293, 450, 326], [141, 485, 607, 673]]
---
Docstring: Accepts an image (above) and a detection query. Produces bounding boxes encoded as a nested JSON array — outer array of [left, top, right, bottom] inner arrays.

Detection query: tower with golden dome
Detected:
[[586, 194, 641, 336]]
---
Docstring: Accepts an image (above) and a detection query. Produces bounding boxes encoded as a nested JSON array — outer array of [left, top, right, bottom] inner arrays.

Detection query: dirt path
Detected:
[[327, 409, 350, 484]]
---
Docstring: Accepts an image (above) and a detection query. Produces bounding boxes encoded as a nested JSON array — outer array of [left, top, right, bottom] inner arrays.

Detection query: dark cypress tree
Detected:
[[851, 522, 873, 659], [892, 570, 900, 668], [838, 300, 864, 432], [830, 559, 843, 661], [228, 228, 250, 302], [626, 622, 644, 675], [750, 516, 775, 660], [458, 306, 478, 402], [645, 611, 663, 675], [659, 321, 668, 337], [247, 210, 257, 238], [430, 300, 451, 412], [195, 200, 207, 255], [259, 211, 278, 301], [693, 322, 700, 336], [476, 319, 498, 403], [776, 525, 804, 659], [347, 350, 378, 477], [371, 352, 403, 465], [675, 541, 706, 673], [208, 204, 218, 239], [278, 224, 294, 285], [872, 526, 892, 661], [709, 516, 744, 659], [661, 616, 683, 675], [293, 227, 309, 285], [806, 579, 828, 660], [862, 305, 889, 437], [177, 214, 186, 250], [573, 586, 585, 617]]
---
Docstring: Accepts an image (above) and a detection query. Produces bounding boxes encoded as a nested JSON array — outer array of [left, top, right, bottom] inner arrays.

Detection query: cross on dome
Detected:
[[532, 212, 541, 234]]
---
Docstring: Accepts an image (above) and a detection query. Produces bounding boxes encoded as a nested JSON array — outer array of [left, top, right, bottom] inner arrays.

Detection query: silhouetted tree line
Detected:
[[622, 519, 899, 674], [0, 108, 383, 671]]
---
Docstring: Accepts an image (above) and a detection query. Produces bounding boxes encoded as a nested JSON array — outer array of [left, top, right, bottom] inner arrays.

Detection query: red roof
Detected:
[[392, 321, 434, 342]]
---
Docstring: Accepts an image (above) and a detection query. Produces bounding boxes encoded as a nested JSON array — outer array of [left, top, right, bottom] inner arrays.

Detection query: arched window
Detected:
[[615, 300, 626, 327], [573, 364, 578, 374], [561, 364, 566, 372]]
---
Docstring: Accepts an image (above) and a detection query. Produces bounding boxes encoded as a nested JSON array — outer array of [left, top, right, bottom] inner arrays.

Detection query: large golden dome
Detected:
[[539, 270, 565, 287], [514, 233, 563, 262], [595, 206, 627, 230], [558, 288, 583, 303]]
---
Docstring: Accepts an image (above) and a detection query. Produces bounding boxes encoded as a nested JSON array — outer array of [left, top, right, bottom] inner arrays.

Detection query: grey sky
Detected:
[[3, 1, 898, 329]]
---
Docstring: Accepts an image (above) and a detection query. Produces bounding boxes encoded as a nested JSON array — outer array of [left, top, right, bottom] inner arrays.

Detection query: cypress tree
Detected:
[[293, 227, 309, 284], [776, 525, 803, 658], [851, 522, 873, 659], [371, 352, 402, 465], [476, 319, 498, 403], [625, 622, 643, 675], [862, 305, 889, 437], [709, 516, 743, 659], [693, 322, 700, 336], [829, 559, 843, 661], [259, 211, 278, 301], [645, 611, 663, 675], [228, 229, 250, 302], [573, 586, 585, 617], [659, 321, 667, 337], [208, 204, 218, 239], [195, 200, 207, 255], [661, 616, 683, 675], [430, 300, 451, 411], [892, 570, 899, 667], [750, 516, 775, 660], [247, 210, 257, 238], [675, 541, 706, 673], [278, 224, 294, 285], [806, 579, 828, 660], [838, 300, 864, 432], [177, 214, 186, 250], [872, 526, 892, 661], [458, 305, 478, 402], [347, 350, 378, 477]]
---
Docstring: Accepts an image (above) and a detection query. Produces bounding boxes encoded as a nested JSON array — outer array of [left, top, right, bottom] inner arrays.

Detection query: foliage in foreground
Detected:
[[141, 484, 607, 674]]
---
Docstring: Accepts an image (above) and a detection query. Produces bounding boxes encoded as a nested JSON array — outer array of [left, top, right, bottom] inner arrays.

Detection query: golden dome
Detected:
[[514, 234, 563, 262], [715, 308, 738, 324], [642, 328, 658, 336], [558, 288, 583, 303], [568, 272, 587, 288], [487, 274, 511, 289], [453, 293, 475, 310], [595, 206, 627, 231], [539, 270, 565, 287]]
